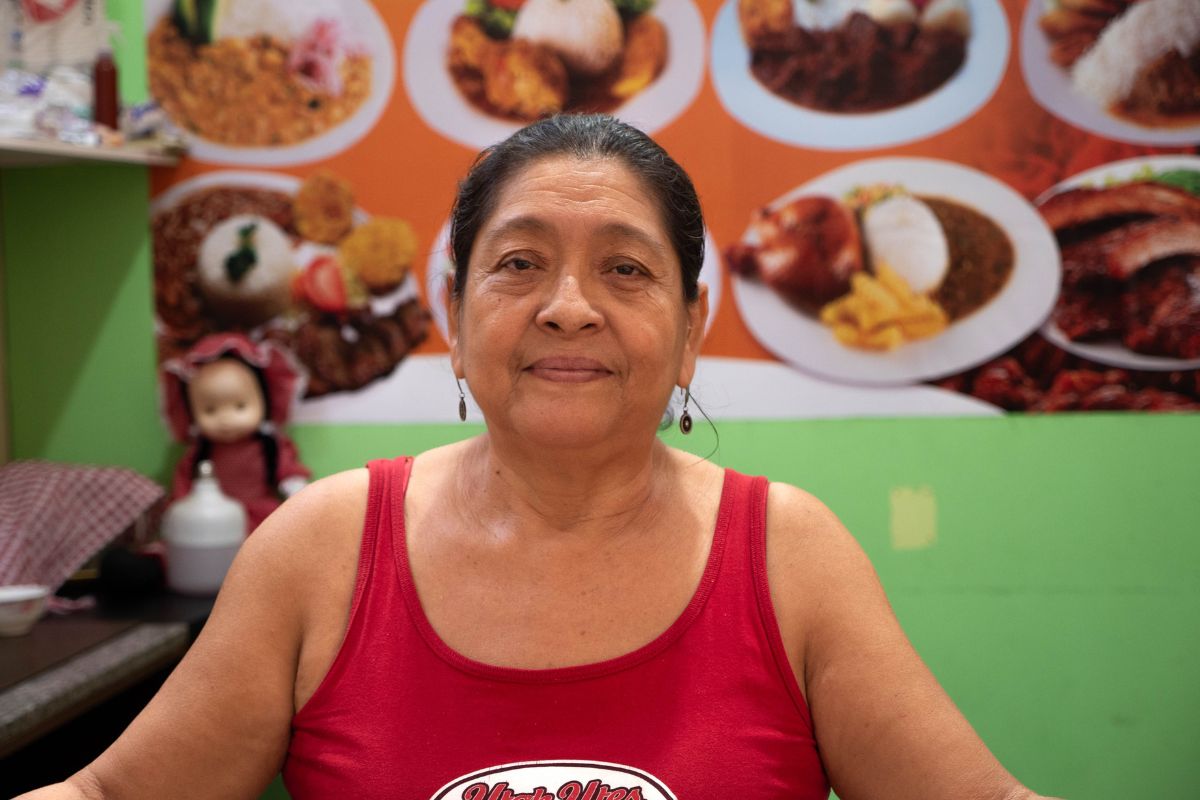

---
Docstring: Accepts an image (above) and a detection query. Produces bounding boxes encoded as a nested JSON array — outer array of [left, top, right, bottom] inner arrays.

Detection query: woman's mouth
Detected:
[[525, 357, 613, 383]]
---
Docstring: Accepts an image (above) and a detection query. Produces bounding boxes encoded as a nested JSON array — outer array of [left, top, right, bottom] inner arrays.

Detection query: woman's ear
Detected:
[[677, 283, 709, 389], [447, 273, 463, 379]]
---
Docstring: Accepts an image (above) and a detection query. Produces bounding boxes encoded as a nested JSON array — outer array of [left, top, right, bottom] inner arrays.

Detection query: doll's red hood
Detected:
[[161, 333, 307, 442]]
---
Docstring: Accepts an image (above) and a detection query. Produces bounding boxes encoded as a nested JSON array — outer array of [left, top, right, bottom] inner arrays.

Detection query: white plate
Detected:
[[151, 171, 422, 402], [1019, 1, 1200, 147], [1037, 155, 1200, 371], [403, 0, 706, 151], [151, 170, 420, 309], [710, 0, 1009, 151], [143, 0, 396, 166], [423, 217, 723, 344], [731, 157, 1061, 386]]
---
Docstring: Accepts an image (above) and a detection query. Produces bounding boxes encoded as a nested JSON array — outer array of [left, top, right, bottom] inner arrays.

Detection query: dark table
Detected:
[[0, 592, 213, 762]]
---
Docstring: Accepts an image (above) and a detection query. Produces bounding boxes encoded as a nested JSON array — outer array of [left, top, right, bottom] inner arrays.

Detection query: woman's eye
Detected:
[[613, 264, 642, 277], [504, 257, 535, 271]]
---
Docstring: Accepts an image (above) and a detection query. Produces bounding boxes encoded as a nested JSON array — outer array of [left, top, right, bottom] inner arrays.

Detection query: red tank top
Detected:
[[284, 457, 829, 799]]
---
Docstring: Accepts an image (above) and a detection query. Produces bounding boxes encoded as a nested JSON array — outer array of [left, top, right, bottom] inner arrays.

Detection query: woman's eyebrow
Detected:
[[478, 216, 669, 260], [595, 221, 671, 259], [477, 216, 553, 251]]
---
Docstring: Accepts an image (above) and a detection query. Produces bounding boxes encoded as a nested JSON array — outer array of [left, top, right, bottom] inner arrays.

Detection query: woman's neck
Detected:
[[455, 434, 675, 540]]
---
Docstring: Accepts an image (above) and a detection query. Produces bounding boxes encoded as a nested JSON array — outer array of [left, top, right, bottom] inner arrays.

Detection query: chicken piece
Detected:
[[726, 196, 863, 311], [609, 14, 668, 99], [482, 39, 569, 120], [448, 15, 495, 73], [738, 0, 794, 48]]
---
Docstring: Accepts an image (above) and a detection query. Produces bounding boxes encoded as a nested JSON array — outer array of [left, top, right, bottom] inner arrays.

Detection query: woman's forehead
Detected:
[[480, 155, 669, 242]]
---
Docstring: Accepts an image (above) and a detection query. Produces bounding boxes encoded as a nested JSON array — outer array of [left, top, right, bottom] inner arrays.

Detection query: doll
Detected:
[[162, 333, 310, 534]]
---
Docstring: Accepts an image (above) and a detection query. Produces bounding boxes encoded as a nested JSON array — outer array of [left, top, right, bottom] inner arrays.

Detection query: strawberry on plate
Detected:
[[293, 254, 367, 315]]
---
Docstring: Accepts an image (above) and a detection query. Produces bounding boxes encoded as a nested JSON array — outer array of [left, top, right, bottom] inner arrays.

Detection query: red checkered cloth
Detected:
[[0, 461, 163, 589]]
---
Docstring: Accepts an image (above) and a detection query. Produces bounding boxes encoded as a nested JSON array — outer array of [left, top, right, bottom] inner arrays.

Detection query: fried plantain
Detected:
[[737, 0, 793, 48], [609, 14, 668, 99], [1038, 8, 1110, 37], [448, 15, 495, 72], [482, 39, 568, 120]]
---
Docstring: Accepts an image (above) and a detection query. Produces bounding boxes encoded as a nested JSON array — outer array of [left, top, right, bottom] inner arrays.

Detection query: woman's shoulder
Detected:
[[237, 467, 371, 588], [764, 480, 848, 545], [763, 481, 877, 611], [768, 478, 878, 567], [264, 467, 370, 532]]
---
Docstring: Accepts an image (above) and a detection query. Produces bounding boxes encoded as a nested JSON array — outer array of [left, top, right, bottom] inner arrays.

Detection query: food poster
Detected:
[[146, 0, 1200, 424]]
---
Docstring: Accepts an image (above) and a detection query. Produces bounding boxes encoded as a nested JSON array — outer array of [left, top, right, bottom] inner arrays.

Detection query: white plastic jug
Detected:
[[162, 460, 246, 595]]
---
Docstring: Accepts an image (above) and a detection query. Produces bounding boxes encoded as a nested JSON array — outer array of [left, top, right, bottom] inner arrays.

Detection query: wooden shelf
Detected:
[[0, 137, 179, 168]]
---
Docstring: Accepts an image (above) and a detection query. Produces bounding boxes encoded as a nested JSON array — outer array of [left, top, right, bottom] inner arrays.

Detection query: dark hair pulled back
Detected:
[[449, 114, 705, 303]]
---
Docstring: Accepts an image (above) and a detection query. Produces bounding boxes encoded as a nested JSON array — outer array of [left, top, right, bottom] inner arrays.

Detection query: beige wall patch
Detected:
[[889, 486, 937, 550]]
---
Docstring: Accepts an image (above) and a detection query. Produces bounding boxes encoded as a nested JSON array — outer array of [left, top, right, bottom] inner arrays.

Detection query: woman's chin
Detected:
[[490, 405, 654, 454]]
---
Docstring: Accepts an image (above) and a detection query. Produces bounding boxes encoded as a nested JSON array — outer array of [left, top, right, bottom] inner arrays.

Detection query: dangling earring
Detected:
[[679, 387, 693, 435], [456, 378, 467, 422]]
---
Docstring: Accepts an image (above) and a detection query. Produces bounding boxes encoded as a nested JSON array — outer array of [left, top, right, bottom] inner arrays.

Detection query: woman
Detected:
[[23, 115, 1054, 800]]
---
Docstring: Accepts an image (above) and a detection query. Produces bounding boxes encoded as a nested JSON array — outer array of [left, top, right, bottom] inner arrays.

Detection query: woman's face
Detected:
[[450, 155, 707, 450]]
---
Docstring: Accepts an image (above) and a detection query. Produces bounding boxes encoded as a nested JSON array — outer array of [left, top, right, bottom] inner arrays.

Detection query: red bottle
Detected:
[[92, 48, 119, 130]]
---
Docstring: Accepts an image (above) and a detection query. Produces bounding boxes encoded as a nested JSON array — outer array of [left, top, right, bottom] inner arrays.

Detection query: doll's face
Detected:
[[187, 359, 266, 444]]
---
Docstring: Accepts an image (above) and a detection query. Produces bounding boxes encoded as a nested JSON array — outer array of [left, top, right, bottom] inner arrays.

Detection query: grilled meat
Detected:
[[1054, 279, 1125, 340], [1122, 257, 1200, 359], [1039, 182, 1200, 231], [1041, 176, 1200, 360], [1060, 216, 1200, 285]]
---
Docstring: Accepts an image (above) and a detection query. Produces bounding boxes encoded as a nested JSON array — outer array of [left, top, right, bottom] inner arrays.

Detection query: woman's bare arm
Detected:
[[17, 470, 367, 800], [766, 483, 1059, 800]]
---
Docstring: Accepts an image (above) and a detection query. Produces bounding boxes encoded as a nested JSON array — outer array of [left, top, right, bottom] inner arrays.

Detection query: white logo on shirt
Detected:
[[430, 760, 678, 800]]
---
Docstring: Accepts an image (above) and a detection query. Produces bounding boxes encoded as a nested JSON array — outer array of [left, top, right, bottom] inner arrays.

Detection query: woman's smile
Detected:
[[524, 356, 614, 383]]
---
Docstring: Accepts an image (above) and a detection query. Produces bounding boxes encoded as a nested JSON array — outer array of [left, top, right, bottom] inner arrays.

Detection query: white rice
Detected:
[[1072, 0, 1200, 106], [217, 0, 346, 43], [794, 0, 872, 29], [198, 214, 296, 316]]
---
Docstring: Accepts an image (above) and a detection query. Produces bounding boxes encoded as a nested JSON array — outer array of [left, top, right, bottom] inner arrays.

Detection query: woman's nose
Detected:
[[536, 273, 603, 334]]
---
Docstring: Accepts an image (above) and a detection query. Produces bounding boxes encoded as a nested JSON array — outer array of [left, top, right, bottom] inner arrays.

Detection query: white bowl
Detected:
[[0, 584, 51, 636]]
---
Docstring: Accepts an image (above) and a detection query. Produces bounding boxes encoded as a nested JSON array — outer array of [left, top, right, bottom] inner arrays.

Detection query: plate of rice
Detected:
[[403, 0, 707, 151], [709, 0, 1010, 151], [144, 0, 396, 166], [1020, 0, 1200, 146], [151, 171, 431, 399]]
